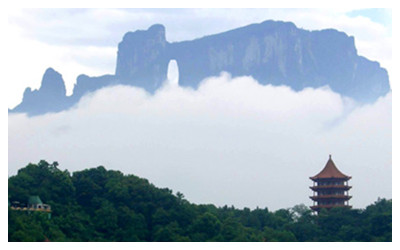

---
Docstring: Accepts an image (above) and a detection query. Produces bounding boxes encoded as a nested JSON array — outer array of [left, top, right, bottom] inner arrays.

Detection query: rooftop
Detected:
[[310, 155, 351, 181], [28, 195, 43, 205]]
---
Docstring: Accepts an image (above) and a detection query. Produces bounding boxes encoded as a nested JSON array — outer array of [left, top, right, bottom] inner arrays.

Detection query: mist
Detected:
[[8, 73, 391, 211]]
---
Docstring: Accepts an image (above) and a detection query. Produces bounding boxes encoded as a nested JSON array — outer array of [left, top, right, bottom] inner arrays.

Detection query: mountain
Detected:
[[10, 68, 70, 116], [9, 20, 390, 116]]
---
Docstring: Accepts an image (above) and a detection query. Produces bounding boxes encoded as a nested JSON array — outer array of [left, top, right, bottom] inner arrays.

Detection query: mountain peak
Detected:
[[148, 23, 166, 34], [121, 24, 166, 44], [39, 67, 66, 97], [10, 68, 69, 116]]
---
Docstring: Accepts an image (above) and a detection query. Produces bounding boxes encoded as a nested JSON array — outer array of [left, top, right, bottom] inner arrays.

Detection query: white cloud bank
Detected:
[[8, 74, 391, 211]]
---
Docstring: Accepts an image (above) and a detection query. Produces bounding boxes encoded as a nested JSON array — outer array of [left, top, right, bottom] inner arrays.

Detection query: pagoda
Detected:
[[310, 155, 352, 213]]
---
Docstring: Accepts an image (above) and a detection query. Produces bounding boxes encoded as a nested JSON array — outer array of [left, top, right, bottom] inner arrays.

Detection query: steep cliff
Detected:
[[115, 20, 389, 101], [116, 24, 169, 92], [9, 20, 390, 116]]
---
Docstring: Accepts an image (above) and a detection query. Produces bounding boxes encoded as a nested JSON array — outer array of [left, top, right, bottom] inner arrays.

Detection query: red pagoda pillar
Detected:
[[310, 155, 352, 213]]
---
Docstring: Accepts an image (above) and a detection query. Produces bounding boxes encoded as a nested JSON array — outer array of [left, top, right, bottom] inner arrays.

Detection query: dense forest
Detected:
[[8, 160, 392, 242]]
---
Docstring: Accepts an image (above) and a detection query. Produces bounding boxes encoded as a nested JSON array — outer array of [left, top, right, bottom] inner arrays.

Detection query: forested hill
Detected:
[[8, 160, 392, 242]]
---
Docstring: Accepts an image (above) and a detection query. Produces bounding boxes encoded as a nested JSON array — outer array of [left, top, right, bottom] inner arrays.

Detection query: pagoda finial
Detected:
[[329, 154, 332, 160]]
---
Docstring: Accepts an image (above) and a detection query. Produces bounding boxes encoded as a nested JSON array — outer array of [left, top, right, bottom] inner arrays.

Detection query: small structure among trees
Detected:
[[9, 195, 51, 213], [309, 155, 352, 213], [27, 196, 51, 212]]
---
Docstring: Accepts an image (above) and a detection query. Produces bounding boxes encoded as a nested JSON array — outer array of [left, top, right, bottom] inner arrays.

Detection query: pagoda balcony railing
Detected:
[[310, 195, 352, 201], [310, 204, 352, 210], [310, 185, 352, 191]]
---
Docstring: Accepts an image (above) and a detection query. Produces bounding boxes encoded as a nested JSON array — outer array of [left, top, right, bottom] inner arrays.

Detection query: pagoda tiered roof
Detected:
[[310, 155, 351, 181]]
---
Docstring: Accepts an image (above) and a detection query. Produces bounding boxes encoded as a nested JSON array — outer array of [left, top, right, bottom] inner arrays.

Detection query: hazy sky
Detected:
[[7, 7, 393, 211]]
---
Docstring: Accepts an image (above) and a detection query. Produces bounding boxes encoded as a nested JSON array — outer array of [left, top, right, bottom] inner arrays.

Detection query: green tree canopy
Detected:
[[8, 161, 392, 242]]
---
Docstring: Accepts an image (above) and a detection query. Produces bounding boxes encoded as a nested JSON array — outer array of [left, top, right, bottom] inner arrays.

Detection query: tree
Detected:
[[190, 212, 221, 241], [8, 161, 393, 242]]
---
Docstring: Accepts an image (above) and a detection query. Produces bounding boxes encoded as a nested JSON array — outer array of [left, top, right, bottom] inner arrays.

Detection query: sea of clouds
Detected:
[[8, 69, 391, 211]]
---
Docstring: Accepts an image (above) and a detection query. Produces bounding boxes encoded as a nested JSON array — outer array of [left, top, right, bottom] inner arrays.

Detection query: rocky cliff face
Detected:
[[9, 20, 390, 116], [116, 24, 169, 92], [11, 68, 70, 116], [115, 20, 389, 101]]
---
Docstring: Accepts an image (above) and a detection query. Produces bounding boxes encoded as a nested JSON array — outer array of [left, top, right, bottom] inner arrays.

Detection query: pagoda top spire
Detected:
[[310, 155, 351, 181]]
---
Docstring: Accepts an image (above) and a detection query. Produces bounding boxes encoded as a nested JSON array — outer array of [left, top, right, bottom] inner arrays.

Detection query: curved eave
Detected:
[[310, 157, 351, 180], [310, 176, 352, 181]]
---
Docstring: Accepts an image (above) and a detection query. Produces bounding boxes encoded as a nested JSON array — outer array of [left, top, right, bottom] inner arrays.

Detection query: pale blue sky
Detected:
[[347, 8, 392, 30]]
